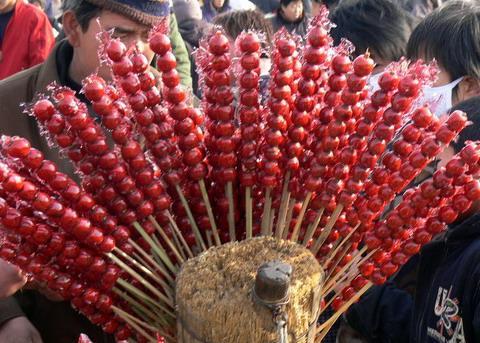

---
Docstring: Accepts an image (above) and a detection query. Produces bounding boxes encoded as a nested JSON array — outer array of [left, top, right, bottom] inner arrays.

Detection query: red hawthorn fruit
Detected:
[[83, 77, 105, 102], [106, 40, 126, 62], [149, 33, 171, 55], [33, 99, 55, 121], [6, 137, 31, 158], [353, 54, 374, 76]]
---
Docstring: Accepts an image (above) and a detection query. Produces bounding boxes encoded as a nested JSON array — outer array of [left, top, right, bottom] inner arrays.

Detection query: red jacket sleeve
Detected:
[[27, 11, 54, 68]]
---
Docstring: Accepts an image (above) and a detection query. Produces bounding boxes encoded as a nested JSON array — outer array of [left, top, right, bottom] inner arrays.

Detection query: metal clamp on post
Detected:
[[252, 261, 293, 343]]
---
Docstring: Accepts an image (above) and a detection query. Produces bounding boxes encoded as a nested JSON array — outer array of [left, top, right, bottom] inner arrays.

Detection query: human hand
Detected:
[[0, 316, 43, 343], [336, 320, 368, 343], [0, 259, 27, 298]]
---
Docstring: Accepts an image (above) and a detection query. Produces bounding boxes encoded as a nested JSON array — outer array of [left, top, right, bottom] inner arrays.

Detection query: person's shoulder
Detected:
[[0, 64, 42, 106], [18, 1, 50, 24]]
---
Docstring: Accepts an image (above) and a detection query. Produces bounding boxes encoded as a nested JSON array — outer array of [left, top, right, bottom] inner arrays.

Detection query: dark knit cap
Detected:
[[85, 0, 170, 26]]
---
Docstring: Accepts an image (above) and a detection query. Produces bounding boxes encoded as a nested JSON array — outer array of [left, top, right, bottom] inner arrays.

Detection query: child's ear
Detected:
[[62, 11, 82, 48], [457, 76, 480, 102]]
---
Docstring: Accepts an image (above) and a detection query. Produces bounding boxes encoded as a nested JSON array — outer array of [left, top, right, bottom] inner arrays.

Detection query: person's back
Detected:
[[0, 0, 55, 80]]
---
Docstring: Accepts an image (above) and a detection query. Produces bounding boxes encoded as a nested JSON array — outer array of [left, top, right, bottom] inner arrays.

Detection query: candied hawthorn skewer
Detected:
[[83, 73, 189, 260], [264, 29, 299, 238], [285, 25, 338, 242], [102, 36, 205, 250], [200, 31, 239, 241], [310, 61, 438, 256], [327, 115, 472, 315], [149, 31, 210, 250], [301, 52, 374, 246], [236, 31, 263, 239], [321, 109, 466, 280], [308, 67, 404, 254], [31, 96, 141, 228]]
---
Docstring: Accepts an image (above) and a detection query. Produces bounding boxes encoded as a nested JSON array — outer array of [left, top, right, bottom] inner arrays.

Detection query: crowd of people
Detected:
[[0, 0, 479, 342]]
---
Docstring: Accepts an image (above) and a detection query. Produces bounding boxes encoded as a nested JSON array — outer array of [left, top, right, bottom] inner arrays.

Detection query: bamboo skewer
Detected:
[[109, 253, 174, 308], [324, 243, 352, 283], [245, 186, 253, 239], [206, 230, 213, 247], [113, 247, 172, 296], [175, 184, 207, 251], [311, 204, 344, 255], [113, 305, 164, 333], [199, 179, 222, 246], [302, 208, 324, 246], [275, 171, 291, 238], [322, 223, 360, 268], [226, 181, 236, 241], [322, 247, 373, 297], [128, 238, 175, 287], [112, 287, 166, 326], [315, 283, 373, 341], [261, 187, 273, 235], [116, 278, 175, 318], [112, 305, 173, 343], [282, 198, 296, 239], [268, 209, 276, 235], [133, 222, 178, 275], [170, 227, 187, 261], [149, 215, 185, 264], [290, 192, 312, 242], [166, 211, 194, 259]]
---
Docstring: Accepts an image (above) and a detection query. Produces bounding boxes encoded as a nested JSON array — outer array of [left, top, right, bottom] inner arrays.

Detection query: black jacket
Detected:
[[177, 18, 212, 97], [346, 213, 480, 343]]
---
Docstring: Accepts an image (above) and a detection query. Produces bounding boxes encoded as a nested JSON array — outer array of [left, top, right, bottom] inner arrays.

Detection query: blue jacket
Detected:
[[346, 213, 480, 343]]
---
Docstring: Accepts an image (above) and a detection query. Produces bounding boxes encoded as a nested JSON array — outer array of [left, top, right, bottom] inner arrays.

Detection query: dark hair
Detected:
[[280, 0, 302, 7], [213, 9, 274, 47], [62, 0, 102, 32], [330, 0, 413, 61], [449, 96, 480, 153], [407, 1, 480, 80]]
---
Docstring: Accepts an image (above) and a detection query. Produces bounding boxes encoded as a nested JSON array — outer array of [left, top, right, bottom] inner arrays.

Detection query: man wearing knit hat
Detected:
[[0, 1, 187, 342]]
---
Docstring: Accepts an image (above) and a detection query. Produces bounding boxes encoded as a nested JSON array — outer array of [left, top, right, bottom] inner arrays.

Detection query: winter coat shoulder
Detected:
[[0, 0, 54, 80]]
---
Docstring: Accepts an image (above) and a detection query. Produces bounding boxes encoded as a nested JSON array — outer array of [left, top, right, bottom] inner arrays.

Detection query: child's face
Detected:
[[416, 54, 480, 108], [282, 1, 303, 22], [212, 0, 225, 9]]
